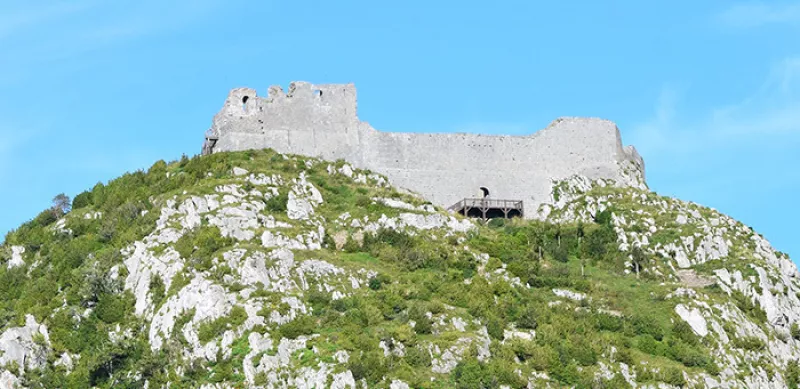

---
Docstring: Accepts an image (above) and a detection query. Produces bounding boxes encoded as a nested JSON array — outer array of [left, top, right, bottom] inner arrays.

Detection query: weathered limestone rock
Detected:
[[0, 315, 50, 374], [379, 338, 406, 358], [364, 213, 473, 235], [207, 203, 264, 241], [8, 246, 24, 269], [452, 317, 468, 332], [373, 197, 435, 213], [149, 277, 237, 351], [675, 304, 708, 337], [332, 230, 348, 250], [0, 371, 21, 389], [54, 353, 76, 372], [552, 288, 586, 301], [243, 332, 273, 384], [390, 380, 411, 389], [432, 347, 460, 374], [503, 329, 536, 343], [287, 172, 323, 221]]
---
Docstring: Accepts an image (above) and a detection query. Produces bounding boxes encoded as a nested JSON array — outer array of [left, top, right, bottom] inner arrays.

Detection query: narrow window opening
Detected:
[[313, 89, 323, 97], [242, 96, 250, 111]]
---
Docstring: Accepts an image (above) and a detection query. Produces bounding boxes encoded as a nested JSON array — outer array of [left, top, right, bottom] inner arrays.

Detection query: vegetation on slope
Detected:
[[0, 149, 792, 388]]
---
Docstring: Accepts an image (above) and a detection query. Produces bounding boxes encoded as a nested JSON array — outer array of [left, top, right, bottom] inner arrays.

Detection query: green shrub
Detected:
[[636, 335, 666, 357], [229, 306, 247, 327], [149, 276, 166, 308], [513, 302, 542, 330], [405, 345, 432, 367], [635, 364, 655, 382], [631, 315, 664, 340], [662, 367, 686, 386], [488, 359, 526, 387], [582, 225, 616, 259], [733, 336, 766, 351], [569, 339, 598, 366], [593, 209, 613, 226], [409, 304, 432, 335], [732, 290, 768, 324], [265, 192, 288, 212], [197, 318, 229, 344], [174, 226, 232, 265], [95, 293, 131, 324], [550, 361, 588, 386], [197, 306, 247, 343], [342, 237, 361, 253], [672, 320, 699, 346], [348, 351, 386, 384], [278, 316, 316, 339], [667, 339, 708, 367], [616, 347, 636, 366], [307, 289, 331, 314], [552, 245, 569, 263], [486, 257, 502, 272], [33, 209, 58, 228], [525, 344, 558, 371], [355, 195, 371, 208], [787, 360, 800, 389], [453, 358, 493, 389], [507, 260, 539, 280], [594, 313, 623, 332], [368, 273, 391, 290], [72, 191, 93, 209], [486, 315, 505, 340]]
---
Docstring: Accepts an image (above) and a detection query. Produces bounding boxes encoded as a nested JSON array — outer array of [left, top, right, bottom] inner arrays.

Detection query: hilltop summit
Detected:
[[1, 147, 799, 388]]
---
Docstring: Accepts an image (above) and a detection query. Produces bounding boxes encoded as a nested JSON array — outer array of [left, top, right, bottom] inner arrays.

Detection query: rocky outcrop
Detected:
[[0, 315, 50, 375], [7, 247, 24, 269], [544, 176, 800, 388]]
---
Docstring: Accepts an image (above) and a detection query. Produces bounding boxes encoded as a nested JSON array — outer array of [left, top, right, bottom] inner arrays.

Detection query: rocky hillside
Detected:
[[1, 149, 799, 389]]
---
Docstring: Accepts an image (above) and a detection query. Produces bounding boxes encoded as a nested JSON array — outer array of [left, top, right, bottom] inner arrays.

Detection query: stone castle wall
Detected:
[[204, 81, 646, 216]]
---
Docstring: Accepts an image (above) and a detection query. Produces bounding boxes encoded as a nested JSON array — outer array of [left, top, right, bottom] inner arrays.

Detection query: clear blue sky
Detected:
[[1, 1, 799, 261]]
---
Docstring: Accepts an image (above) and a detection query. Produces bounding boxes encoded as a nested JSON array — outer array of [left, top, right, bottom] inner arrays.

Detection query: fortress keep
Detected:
[[202, 81, 646, 217]]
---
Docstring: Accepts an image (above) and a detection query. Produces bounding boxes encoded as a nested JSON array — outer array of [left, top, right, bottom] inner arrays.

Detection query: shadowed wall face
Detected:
[[205, 82, 647, 216]]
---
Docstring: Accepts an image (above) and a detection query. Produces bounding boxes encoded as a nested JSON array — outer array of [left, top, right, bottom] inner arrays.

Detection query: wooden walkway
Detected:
[[448, 198, 524, 219]]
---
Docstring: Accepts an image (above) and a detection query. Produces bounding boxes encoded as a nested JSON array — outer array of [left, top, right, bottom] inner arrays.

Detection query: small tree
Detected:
[[555, 226, 562, 247], [631, 246, 648, 279], [577, 222, 586, 277], [52, 193, 71, 216], [593, 209, 613, 226]]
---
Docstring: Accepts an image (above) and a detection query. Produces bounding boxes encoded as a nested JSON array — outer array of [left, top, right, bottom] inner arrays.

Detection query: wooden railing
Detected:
[[448, 198, 524, 219], [448, 198, 524, 212]]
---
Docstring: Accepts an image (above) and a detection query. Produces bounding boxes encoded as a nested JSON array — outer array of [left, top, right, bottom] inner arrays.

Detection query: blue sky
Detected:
[[1, 1, 799, 260]]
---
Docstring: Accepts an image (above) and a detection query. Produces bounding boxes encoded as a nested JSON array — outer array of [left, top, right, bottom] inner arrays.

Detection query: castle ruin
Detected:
[[202, 81, 646, 218]]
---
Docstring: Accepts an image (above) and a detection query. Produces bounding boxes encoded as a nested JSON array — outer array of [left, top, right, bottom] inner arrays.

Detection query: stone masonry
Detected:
[[202, 81, 646, 217]]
